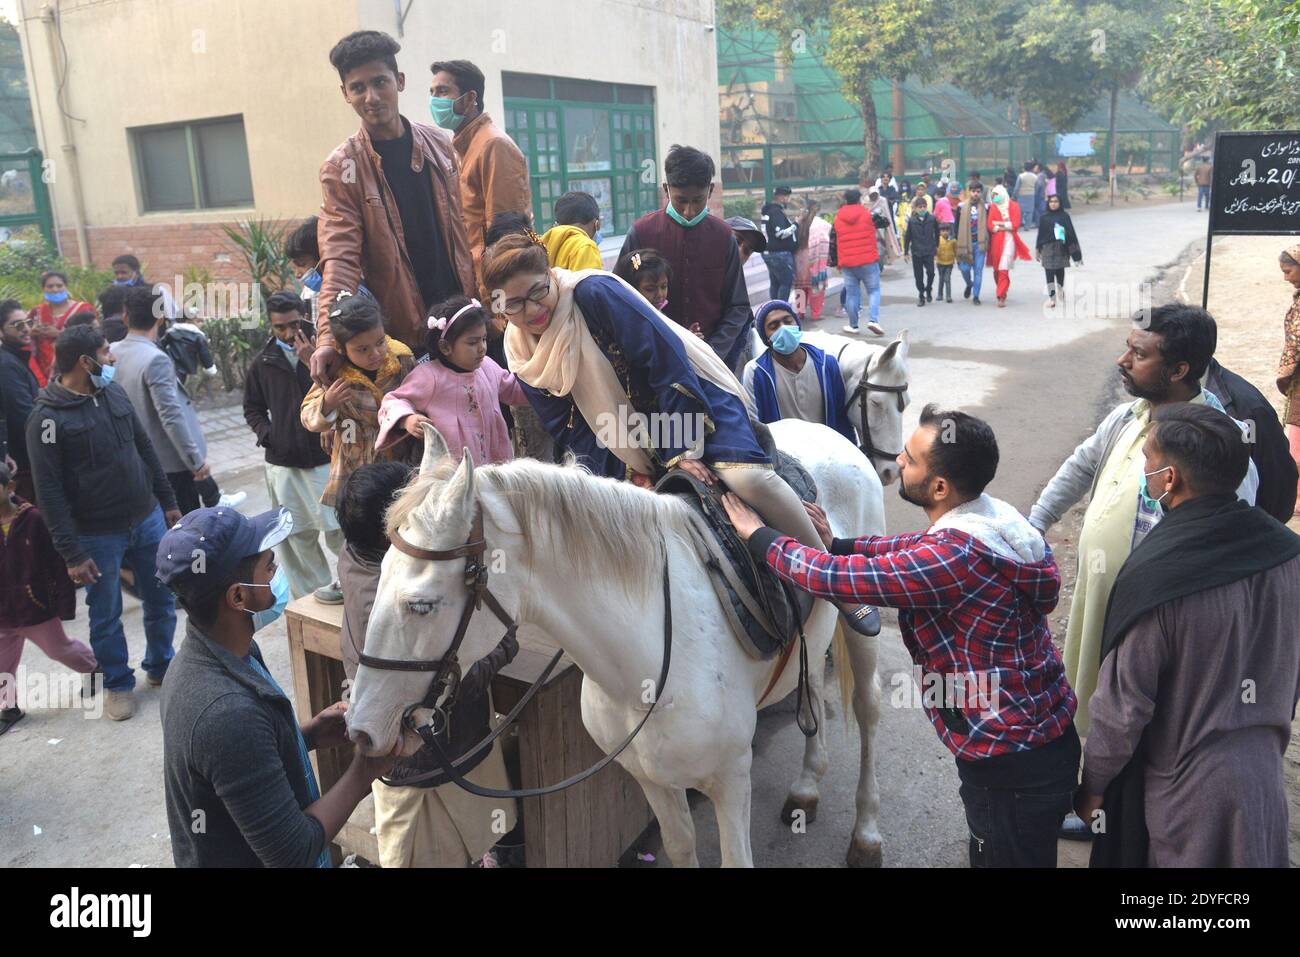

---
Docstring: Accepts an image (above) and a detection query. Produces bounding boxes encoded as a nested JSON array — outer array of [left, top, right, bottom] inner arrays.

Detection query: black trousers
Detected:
[[167, 471, 221, 515], [956, 724, 1080, 868], [912, 254, 935, 295], [937, 264, 953, 300], [1044, 267, 1066, 299]]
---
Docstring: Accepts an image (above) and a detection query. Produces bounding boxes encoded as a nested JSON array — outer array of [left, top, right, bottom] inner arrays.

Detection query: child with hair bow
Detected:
[[376, 296, 528, 465]]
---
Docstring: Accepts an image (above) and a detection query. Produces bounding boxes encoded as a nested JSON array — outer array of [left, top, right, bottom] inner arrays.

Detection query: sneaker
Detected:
[[973, 297, 982, 305], [963, 284, 972, 299], [842, 324, 861, 335], [0, 706, 24, 736], [145, 671, 165, 688], [865, 322, 886, 336], [1059, 811, 1093, 841], [946, 296, 953, 303], [314, 581, 344, 605], [105, 690, 136, 722], [217, 491, 247, 509]]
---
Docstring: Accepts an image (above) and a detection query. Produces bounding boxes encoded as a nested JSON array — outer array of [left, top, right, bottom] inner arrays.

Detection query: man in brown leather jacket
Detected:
[[429, 59, 531, 273], [313, 31, 476, 386]]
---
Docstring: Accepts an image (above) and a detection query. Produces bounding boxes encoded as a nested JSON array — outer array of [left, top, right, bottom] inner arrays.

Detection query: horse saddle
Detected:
[[654, 444, 817, 660]]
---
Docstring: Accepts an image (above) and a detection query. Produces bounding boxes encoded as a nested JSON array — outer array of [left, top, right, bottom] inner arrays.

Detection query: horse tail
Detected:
[[832, 619, 854, 719]]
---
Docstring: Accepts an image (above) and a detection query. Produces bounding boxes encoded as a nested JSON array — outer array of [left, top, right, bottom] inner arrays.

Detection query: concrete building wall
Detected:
[[17, 0, 721, 288]]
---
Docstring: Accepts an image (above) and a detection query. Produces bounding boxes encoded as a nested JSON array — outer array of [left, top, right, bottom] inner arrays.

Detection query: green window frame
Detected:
[[130, 115, 254, 213], [503, 74, 656, 235]]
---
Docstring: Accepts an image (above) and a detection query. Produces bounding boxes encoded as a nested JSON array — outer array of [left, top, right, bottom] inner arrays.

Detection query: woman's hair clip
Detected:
[[631, 252, 643, 271], [526, 228, 543, 246], [428, 299, 482, 336]]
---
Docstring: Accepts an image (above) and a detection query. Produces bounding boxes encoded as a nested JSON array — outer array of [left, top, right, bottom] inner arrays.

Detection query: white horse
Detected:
[[749, 326, 911, 486], [347, 419, 887, 867]]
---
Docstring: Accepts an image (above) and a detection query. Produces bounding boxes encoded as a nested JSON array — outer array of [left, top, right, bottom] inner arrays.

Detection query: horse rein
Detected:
[[837, 341, 909, 462], [357, 503, 673, 797]]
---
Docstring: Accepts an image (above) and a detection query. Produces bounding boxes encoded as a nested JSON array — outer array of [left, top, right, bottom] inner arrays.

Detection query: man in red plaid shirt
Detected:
[[723, 403, 1078, 867]]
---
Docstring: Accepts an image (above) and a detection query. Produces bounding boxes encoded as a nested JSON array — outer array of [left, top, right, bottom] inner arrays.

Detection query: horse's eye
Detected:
[[406, 599, 435, 616]]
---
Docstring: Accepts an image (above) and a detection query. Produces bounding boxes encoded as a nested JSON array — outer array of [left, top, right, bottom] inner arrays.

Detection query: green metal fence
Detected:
[[722, 130, 1181, 200], [0, 149, 54, 247]]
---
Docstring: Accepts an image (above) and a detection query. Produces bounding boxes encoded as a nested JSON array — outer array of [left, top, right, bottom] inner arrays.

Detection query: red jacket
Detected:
[[833, 204, 879, 268]]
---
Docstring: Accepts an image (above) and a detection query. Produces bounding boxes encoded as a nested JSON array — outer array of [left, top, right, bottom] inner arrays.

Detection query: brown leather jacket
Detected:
[[316, 117, 476, 351], [452, 112, 532, 270]]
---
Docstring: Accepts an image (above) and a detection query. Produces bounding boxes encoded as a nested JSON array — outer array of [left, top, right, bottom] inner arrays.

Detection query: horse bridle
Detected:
[[837, 342, 909, 462], [356, 503, 673, 798]]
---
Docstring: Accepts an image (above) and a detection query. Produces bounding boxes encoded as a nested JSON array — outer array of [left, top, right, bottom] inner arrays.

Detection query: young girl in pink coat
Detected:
[[376, 296, 528, 465]]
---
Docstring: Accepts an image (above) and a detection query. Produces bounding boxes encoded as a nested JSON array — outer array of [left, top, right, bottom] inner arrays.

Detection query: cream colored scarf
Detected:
[[505, 267, 751, 474]]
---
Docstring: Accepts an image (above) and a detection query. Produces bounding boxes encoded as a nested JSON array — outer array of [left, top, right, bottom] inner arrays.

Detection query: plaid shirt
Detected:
[[749, 526, 1076, 761]]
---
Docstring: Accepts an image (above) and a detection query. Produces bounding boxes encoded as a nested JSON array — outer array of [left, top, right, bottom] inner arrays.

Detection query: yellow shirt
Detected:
[[936, 236, 957, 266]]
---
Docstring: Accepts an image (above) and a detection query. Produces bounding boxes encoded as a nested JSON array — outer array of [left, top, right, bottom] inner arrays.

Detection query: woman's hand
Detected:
[[678, 458, 717, 485], [402, 413, 434, 438], [34, 322, 58, 340], [321, 377, 350, 415]]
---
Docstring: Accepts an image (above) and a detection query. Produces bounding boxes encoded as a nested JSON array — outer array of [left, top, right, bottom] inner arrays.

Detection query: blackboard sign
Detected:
[[1208, 130, 1300, 235]]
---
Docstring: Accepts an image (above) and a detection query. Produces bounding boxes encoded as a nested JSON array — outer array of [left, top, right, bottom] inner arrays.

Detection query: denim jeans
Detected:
[[1197, 184, 1210, 209], [78, 506, 177, 692], [957, 725, 1081, 868], [958, 244, 986, 299], [762, 251, 795, 302], [1017, 192, 1035, 228], [841, 262, 881, 328]]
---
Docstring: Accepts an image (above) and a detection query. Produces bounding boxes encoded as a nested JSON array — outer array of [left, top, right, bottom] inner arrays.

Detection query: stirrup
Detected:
[[838, 602, 880, 637]]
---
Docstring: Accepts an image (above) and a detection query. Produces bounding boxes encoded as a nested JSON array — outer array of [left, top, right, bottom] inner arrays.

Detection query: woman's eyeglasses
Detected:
[[498, 277, 551, 316]]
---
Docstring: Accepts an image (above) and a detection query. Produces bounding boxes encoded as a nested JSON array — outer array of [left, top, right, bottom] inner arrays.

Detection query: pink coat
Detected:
[[376, 356, 527, 466]]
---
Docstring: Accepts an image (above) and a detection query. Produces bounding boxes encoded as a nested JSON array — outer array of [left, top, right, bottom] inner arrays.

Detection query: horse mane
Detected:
[[386, 454, 700, 600]]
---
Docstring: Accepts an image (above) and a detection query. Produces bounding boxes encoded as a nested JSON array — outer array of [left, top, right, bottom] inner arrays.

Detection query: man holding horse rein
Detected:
[[723, 404, 1080, 868]]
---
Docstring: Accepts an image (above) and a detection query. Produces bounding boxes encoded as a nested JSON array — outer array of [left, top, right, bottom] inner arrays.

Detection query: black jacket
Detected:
[[1203, 358, 1298, 522], [760, 201, 797, 253], [904, 212, 940, 257], [243, 339, 330, 470], [161, 623, 327, 867], [0, 341, 39, 470], [25, 378, 177, 565]]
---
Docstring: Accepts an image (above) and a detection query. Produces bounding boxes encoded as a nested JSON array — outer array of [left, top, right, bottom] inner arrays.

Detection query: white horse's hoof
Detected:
[[780, 795, 818, 825], [846, 838, 883, 868]]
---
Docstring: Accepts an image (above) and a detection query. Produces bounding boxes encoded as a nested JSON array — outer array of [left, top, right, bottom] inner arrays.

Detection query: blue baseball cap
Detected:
[[156, 506, 293, 588]]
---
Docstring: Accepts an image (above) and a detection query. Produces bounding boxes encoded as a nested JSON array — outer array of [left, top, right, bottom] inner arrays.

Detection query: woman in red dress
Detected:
[[27, 270, 92, 385], [985, 185, 1032, 307]]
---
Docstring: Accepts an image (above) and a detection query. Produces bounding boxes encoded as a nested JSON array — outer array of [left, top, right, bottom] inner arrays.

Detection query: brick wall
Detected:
[[56, 222, 247, 286]]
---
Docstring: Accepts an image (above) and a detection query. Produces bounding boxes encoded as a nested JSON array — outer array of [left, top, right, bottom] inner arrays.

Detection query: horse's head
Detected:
[[847, 330, 910, 486], [346, 425, 522, 759]]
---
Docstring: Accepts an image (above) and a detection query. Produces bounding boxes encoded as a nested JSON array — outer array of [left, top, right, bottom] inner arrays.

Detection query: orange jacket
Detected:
[[452, 112, 532, 269], [316, 118, 475, 352]]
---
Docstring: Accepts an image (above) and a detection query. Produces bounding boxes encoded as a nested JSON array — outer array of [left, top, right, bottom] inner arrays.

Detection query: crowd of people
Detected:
[[1, 25, 1298, 871]]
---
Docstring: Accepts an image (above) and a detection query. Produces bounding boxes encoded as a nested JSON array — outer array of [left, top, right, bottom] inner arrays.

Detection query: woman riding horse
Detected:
[[482, 232, 873, 633]]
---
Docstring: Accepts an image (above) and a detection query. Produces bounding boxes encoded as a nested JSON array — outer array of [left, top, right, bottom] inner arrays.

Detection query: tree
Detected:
[[1080, 2, 1158, 204], [720, 0, 953, 179], [946, 0, 1101, 134], [1142, 0, 1300, 132]]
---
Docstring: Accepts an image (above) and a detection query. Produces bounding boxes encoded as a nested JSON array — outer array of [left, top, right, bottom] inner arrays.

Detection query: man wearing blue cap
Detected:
[[741, 300, 857, 445], [157, 505, 394, 867]]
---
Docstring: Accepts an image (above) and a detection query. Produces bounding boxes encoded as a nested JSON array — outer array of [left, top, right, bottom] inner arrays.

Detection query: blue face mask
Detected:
[[769, 324, 803, 356], [112, 278, 136, 286], [666, 201, 710, 228], [1138, 465, 1171, 514], [300, 268, 323, 293], [275, 338, 296, 354], [89, 358, 115, 389], [240, 567, 290, 632], [593, 228, 605, 245], [44, 290, 70, 304], [429, 93, 466, 130]]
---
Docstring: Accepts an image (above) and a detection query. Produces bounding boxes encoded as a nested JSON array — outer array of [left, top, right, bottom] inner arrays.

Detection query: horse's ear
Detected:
[[878, 329, 909, 364], [442, 447, 476, 514], [419, 422, 450, 473]]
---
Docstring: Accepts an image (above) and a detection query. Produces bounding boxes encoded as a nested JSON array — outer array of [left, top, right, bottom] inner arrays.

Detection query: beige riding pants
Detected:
[[718, 463, 822, 549]]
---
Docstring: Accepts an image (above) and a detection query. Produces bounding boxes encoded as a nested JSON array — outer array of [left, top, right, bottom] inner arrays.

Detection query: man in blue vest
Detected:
[[741, 300, 857, 445], [618, 145, 752, 369]]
